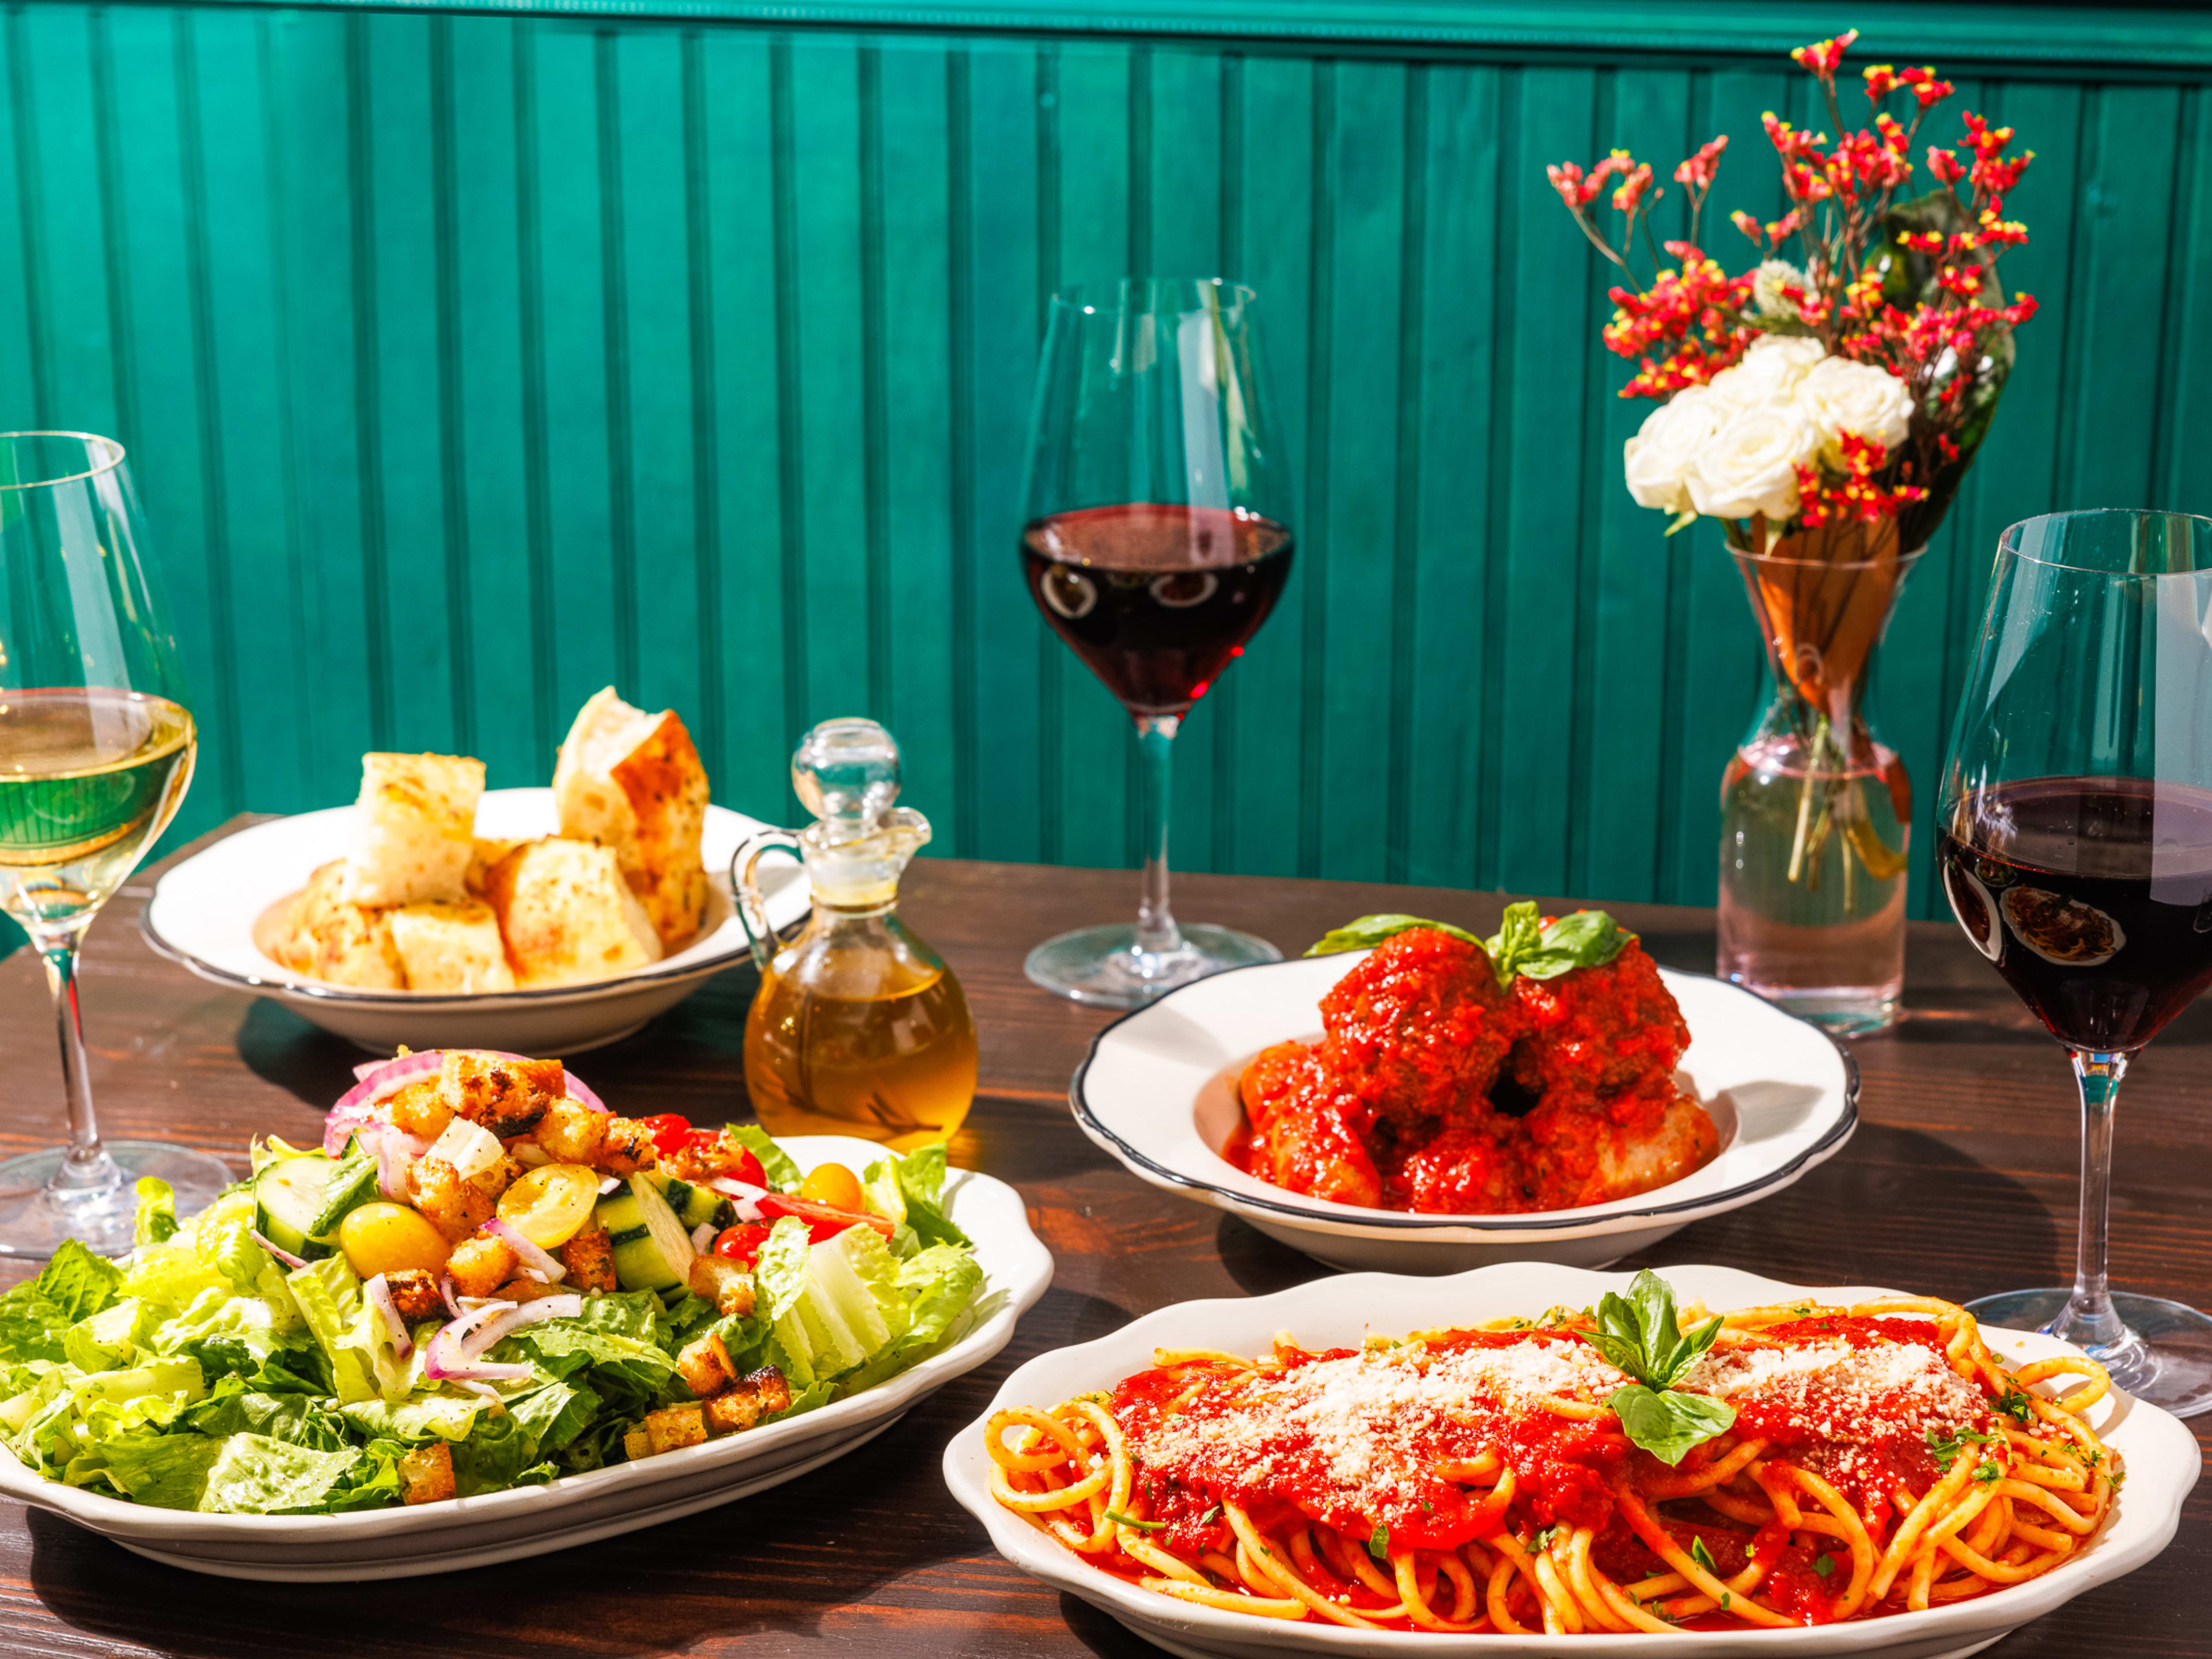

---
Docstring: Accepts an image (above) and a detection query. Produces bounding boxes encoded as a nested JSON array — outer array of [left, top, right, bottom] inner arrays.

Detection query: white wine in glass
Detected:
[[0, 434, 233, 1257]]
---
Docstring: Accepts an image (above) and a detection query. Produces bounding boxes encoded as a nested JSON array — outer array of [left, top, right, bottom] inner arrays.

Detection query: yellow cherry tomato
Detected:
[[496, 1164, 603, 1248], [338, 1202, 452, 1279], [797, 1162, 866, 1213]]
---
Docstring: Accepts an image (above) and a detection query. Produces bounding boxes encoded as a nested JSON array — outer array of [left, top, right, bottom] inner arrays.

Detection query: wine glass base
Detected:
[[1965, 1286, 2212, 1418], [0, 1142, 239, 1260], [1025, 923, 1281, 1010]]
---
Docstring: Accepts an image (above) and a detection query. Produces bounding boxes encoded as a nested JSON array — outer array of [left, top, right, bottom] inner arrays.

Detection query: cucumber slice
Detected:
[[307, 1154, 381, 1238], [593, 1175, 695, 1291], [254, 1156, 342, 1261], [646, 1172, 730, 1233]]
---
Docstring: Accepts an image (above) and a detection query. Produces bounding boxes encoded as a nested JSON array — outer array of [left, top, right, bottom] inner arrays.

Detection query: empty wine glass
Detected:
[[0, 434, 233, 1256], [1019, 278, 1293, 1008], [1937, 509, 2212, 1414]]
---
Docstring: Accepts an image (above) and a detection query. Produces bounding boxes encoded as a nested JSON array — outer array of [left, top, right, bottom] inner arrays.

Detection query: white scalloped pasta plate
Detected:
[[140, 788, 810, 1054], [945, 1263, 2198, 1659], [0, 1137, 1053, 1581], [1072, 956, 1857, 1274]]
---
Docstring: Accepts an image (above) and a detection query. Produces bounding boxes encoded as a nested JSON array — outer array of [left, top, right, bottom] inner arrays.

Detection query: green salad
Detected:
[[0, 1115, 982, 1516]]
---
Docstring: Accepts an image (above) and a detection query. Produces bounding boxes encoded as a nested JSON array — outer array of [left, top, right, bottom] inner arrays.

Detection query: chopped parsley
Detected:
[[1973, 1459, 2003, 1487], [1368, 1523, 1391, 1560], [1926, 1425, 1993, 1470], [1198, 1505, 1221, 1525], [1997, 1387, 2035, 1423], [1721, 1592, 1733, 1611], [1104, 1510, 1166, 1531], [1813, 1553, 1835, 1579], [1690, 1536, 1718, 1573], [1532, 1524, 1563, 1551]]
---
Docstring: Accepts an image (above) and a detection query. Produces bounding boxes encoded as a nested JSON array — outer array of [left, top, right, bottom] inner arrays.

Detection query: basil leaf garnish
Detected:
[[1588, 1271, 1736, 1464], [1304, 915, 1483, 957], [1607, 1383, 1738, 1468], [1305, 902, 1635, 987]]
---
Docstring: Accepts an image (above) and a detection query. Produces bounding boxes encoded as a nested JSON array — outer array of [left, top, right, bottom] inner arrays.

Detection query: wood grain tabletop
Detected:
[[0, 823, 2203, 1657]]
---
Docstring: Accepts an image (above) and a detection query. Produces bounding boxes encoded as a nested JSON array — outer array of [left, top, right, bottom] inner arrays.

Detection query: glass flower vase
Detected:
[[1717, 519, 1922, 1036]]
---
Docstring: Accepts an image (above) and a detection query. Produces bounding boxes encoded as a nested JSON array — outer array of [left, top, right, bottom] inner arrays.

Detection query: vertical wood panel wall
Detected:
[[4, 2, 2207, 940]]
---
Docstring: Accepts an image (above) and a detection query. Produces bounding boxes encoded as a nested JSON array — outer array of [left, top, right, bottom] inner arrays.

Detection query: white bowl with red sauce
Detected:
[[945, 1261, 2198, 1658], [1069, 955, 1855, 1275]]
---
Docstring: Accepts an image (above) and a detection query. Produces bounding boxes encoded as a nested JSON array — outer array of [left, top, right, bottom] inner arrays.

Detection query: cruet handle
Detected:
[[731, 829, 805, 975]]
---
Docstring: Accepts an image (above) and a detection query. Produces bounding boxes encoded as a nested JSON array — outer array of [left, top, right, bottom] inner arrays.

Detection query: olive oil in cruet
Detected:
[[735, 719, 977, 1152]]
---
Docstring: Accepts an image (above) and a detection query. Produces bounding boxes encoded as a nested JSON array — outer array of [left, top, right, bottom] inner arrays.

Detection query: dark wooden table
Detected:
[[0, 824, 2204, 1657]]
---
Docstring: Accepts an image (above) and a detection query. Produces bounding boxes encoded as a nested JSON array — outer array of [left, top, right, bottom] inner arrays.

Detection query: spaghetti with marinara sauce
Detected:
[[984, 1297, 2117, 1633]]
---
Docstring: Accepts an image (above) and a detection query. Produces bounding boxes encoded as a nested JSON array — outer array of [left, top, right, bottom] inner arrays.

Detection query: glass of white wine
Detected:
[[0, 433, 233, 1256]]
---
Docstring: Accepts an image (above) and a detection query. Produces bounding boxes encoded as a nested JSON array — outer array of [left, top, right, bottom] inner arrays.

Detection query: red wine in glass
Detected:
[[1020, 503, 1293, 715], [1937, 776, 2212, 1054]]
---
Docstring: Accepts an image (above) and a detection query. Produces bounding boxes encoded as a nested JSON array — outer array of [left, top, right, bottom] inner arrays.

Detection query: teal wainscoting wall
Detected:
[[2, 0, 2209, 955]]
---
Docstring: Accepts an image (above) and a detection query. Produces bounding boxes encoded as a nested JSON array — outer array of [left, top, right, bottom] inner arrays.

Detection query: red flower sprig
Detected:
[[1545, 26, 2038, 533]]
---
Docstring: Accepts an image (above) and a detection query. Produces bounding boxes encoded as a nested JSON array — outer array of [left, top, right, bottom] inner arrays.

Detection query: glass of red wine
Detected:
[[1019, 277, 1293, 1007], [1938, 508, 2212, 1415]]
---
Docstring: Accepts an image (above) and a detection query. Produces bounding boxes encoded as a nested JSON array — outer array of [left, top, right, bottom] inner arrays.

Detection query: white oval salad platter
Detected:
[[945, 1262, 2199, 1659], [0, 1137, 1052, 1581], [1072, 956, 1855, 1274], [141, 789, 810, 1055]]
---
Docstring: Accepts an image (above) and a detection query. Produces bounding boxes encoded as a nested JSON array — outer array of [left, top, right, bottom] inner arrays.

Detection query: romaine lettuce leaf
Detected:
[[199, 1431, 370, 1514], [0, 1242, 121, 1365], [729, 1125, 804, 1193]]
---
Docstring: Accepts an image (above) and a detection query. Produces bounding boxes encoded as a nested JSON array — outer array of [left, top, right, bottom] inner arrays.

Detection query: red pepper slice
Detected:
[[637, 1113, 694, 1157], [755, 1192, 896, 1243]]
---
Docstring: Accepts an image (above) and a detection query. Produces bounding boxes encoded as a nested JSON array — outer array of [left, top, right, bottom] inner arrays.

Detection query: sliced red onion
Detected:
[[463, 1294, 584, 1359], [454, 1380, 506, 1402], [324, 1050, 449, 1154], [484, 1218, 565, 1284], [709, 1177, 768, 1222], [598, 1175, 622, 1196], [440, 1274, 463, 1319], [365, 1273, 414, 1357], [561, 1070, 607, 1115], [424, 1300, 534, 1384], [252, 1230, 309, 1270], [374, 1127, 428, 1202], [691, 1222, 718, 1253]]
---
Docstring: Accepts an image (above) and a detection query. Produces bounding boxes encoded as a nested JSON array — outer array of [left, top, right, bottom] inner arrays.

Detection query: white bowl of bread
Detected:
[[142, 690, 808, 1054]]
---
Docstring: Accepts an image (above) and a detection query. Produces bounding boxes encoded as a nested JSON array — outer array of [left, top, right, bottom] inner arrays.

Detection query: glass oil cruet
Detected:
[[734, 718, 978, 1152]]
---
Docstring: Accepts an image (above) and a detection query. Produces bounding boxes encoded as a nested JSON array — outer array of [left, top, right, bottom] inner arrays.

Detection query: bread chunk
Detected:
[[464, 838, 527, 896], [342, 752, 483, 906], [265, 859, 406, 990], [481, 838, 662, 987], [388, 899, 516, 994], [553, 688, 710, 950]]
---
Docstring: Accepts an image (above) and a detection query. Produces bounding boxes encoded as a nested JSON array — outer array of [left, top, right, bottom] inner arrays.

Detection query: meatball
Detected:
[[1237, 1043, 1383, 1208], [1317, 928, 1524, 1127], [1384, 1122, 1526, 1214]]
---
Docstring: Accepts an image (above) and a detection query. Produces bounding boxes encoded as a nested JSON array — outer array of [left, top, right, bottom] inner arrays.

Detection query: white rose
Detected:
[[1707, 333, 1827, 409], [1686, 400, 1821, 522], [1796, 355, 1914, 462], [1622, 385, 1726, 514]]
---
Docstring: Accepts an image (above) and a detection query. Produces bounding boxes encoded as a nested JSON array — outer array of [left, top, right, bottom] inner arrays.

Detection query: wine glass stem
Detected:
[[2052, 1048, 2128, 1351], [34, 926, 118, 1196], [1134, 714, 1184, 957]]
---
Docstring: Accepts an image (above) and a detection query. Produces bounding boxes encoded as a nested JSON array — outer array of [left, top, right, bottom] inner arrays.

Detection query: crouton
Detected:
[[259, 860, 406, 990], [438, 1050, 563, 1139], [388, 1078, 453, 1142], [407, 1157, 494, 1243], [493, 1277, 562, 1304], [382, 1269, 446, 1324], [400, 1442, 455, 1505], [676, 1333, 738, 1399], [558, 1224, 617, 1293], [687, 1255, 757, 1319], [594, 1116, 656, 1176], [467, 1154, 523, 1203], [340, 752, 483, 907], [465, 837, 527, 896], [622, 1427, 652, 1462], [745, 1366, 793, 1416], [664, 1128, 762, 1185], [482, 838, 661, 987], [643, 1403, 707, 1455], [533, 1097, 605, 1165], [445, 1233, 518, 1299], [553, 688, 711, 949], [388, 898, 515, 993], [704, 1391, 762, 1436]]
